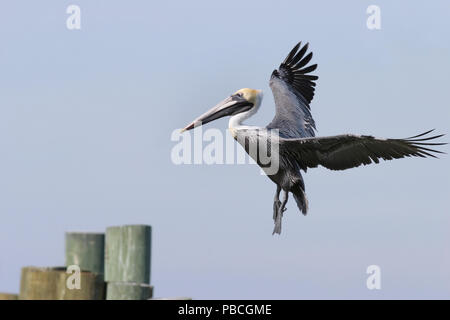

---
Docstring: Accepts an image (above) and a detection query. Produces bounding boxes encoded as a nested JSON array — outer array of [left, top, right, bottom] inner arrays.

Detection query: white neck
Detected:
[[228, 94, 262, 130], [228, 108, 261, 138], [228, 111, 253, 130]]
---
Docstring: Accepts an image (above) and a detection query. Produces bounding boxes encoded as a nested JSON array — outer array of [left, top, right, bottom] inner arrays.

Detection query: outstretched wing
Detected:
[[279, 130, 446, 171], [267, 42, 318, 138]]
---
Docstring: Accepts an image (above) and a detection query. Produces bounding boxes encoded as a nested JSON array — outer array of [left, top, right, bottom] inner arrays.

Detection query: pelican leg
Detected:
[[273, 185, 282, 220], [273, 190, 288, 235]]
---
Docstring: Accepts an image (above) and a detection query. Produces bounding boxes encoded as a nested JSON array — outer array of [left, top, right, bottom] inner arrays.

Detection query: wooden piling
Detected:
[[65, 232, 105, 274], [57, 270, 105, 300], [106, 282, 153, 300], [19, 267, 63, 300], [105, 225, 151, 283], [0, 293, 18, 300], [19, 266, 105, 300]]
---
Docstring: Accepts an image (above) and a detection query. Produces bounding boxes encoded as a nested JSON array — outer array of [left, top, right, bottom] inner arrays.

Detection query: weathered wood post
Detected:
[[105, 225, 152, 300], [57, 270, 105, 300], [106, 282, 153, 300], [19, 266, 105, 300], [65, 232, 105, 275], [0, 293, 18, 300], [19, 267, 63, 300], [105, 225, 151, 283]]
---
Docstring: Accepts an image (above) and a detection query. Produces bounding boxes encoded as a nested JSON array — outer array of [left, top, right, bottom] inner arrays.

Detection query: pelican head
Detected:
[[181, 88, 263, 132]]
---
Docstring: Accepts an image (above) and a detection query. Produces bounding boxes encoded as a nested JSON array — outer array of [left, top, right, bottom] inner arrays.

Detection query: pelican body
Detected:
[[181, 42, 445, 235]]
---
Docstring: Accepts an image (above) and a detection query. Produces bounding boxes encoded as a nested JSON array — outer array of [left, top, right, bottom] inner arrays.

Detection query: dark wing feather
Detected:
[[279, 130, 446, 171], [268, 42, 319, 138]]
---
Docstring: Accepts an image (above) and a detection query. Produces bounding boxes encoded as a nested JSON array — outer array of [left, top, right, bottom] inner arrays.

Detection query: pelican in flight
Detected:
[[181, 42, 445, 235]]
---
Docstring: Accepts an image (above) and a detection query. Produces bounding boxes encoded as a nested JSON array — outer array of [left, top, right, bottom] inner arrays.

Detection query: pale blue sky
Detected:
[[0, 1, 449, 299]]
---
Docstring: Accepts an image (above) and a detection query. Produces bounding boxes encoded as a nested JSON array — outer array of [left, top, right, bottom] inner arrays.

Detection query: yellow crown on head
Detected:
[[234, 88, 262, 105]]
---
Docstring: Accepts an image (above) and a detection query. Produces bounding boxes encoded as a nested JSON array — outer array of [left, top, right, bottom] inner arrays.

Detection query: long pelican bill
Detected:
[[181, 94, 253, 132]]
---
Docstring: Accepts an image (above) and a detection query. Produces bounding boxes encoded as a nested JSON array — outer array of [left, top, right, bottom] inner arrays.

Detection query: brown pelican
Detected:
[[181, 42, 445, 235]]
